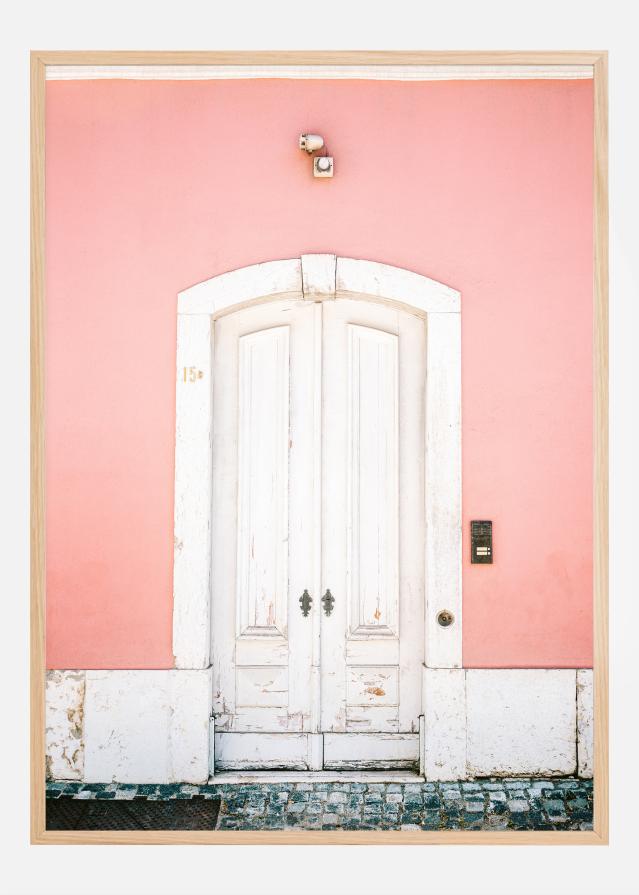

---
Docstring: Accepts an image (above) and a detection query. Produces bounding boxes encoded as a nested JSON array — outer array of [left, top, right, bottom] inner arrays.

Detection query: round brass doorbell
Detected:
[[437, 610, 454, 627]]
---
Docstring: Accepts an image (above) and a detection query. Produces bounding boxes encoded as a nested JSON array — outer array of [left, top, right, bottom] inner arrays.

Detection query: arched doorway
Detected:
[[173, 255, 461, 774]]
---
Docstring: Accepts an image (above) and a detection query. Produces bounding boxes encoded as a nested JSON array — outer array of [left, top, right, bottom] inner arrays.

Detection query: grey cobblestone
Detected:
[[46, 776, 593, 831]]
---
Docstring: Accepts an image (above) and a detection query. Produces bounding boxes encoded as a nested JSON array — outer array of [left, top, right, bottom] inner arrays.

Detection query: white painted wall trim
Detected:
[[173, 255, 462, 671], [336, 257, 460, 313], [177, 256, 460, 316], [178, 258, 302, 316], [577, 669, 594, 778], [173, 315, 213, 668], [424, 313, 462, 667], [46, 64, 593, 81], [422, 667, 467, 781]]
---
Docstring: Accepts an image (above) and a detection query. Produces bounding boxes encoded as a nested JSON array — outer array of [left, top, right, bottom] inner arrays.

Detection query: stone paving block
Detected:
[[287, 802, 306, 814], [543, 799, 566, 813], [507, 799, 530, 812], [509, 813, 534, 830], [485, 815, 509, 830], [464, 801, 484, 813], [421, 811, 441, 829]]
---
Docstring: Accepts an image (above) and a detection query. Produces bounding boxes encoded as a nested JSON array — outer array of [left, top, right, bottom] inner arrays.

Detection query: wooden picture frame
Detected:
[[31, 50, 608, 844]]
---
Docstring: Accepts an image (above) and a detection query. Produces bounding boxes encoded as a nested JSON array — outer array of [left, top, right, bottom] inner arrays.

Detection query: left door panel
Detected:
[[211, 299, 317, 769]]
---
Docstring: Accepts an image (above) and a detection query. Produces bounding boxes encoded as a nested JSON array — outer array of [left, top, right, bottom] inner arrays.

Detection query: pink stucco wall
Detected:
[[45, 77, 593, 670]]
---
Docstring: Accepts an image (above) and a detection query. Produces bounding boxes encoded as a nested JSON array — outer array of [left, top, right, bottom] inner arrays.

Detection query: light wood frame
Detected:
[[30, 50, 608, 845]]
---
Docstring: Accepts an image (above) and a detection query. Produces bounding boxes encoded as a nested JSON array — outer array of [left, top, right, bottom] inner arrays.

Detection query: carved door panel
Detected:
[[212, 299, 318, 769], [320, 300, 425, 769]]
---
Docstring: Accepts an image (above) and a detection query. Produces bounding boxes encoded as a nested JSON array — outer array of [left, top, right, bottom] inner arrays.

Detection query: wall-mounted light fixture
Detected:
[[299, 133, 334, 178]]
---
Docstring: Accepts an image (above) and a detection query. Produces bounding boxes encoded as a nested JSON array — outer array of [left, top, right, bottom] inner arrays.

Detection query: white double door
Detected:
[[211, 297, 425, 770]]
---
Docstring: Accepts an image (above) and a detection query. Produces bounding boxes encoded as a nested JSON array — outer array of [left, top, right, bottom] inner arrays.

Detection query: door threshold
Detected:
[[209, 770, 424, 784]]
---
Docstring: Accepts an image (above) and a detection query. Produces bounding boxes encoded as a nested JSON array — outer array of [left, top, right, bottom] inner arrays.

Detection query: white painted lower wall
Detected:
[[45, 667, 593, 783], [423, 668, 593, 781], [46, 668, 212, 784]]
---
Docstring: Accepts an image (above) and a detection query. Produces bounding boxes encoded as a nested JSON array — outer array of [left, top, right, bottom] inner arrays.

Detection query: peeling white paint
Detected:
[[45, 671, 86, 780], [422, 667, 467, 781], [577, 669, 594, 778], [83, 669, 212, 784], [466, 669, 577, 777]]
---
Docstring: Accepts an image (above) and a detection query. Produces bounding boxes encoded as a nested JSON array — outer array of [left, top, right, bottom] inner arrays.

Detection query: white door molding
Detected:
[[173, 255, 462, 670]]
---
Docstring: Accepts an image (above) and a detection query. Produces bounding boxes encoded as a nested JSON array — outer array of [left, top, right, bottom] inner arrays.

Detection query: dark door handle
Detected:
[[321, 589, 335, 617], [299, 589, 312, 617]]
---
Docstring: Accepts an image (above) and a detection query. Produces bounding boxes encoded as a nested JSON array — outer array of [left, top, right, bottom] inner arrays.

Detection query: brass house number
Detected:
[[183, 366, 204, 383]]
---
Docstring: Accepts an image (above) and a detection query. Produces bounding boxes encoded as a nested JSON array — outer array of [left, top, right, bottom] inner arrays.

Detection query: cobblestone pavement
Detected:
[[46, 777, 593, 831]]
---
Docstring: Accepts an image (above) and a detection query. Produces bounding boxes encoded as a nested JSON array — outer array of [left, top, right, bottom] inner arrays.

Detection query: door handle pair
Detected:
[[299, 589, 335, 617]]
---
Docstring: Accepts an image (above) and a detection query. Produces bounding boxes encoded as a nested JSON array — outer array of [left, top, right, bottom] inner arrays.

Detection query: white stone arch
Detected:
[[172, 255, 461, 676]]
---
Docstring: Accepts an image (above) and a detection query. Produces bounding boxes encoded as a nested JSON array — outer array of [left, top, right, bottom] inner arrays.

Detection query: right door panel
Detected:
[[321, 299, 426, 767]]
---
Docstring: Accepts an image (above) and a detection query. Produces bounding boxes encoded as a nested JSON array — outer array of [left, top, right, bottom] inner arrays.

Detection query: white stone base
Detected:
[[422, 667, 594, 781], [45, 666, 593, 783], [80, 669, 212, 784], [466, 669, 577, 777]]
